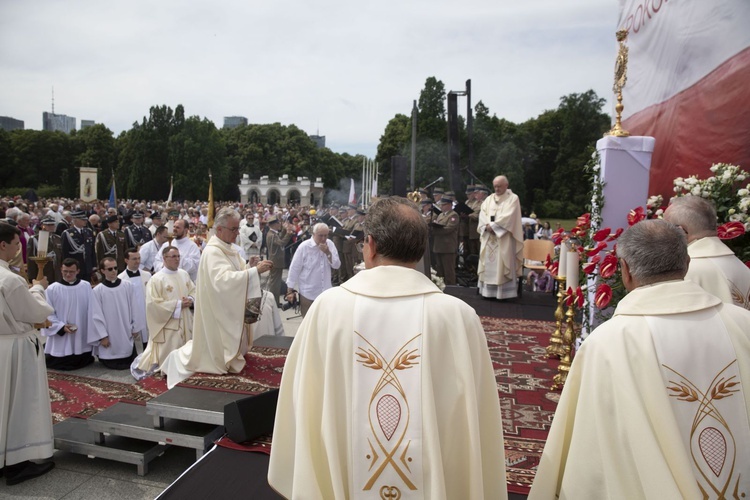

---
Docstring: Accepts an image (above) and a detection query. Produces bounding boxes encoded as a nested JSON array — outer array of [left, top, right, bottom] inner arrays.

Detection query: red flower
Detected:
[[717, 221, 746, 240], [592, 227, 611, 242], [545, 254, 552, 269], [627, 206, 645, 226], [576, 213, 591, 230], [582, 255, 601, 274], [564, 287, 575, 307], [551, 229, 565, 245], [607, 227, 624, 241], [586, 241, 607, 256], [571, 226, 587, 238], [575, 287, 585, 308], [594, 283, 613, 309], [549, 262, 559, 276], [746, 261, 750, 270], [599, 254, 618, 279]]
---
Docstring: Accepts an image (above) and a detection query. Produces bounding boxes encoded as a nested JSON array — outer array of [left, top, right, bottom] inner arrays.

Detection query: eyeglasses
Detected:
[[103, 267, 117, 271]]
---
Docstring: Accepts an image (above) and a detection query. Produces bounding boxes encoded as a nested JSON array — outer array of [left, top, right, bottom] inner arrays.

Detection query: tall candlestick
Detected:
[[558, 241, 568, 278], [566, 249, 580, 291], [37, 230, 50, 257]]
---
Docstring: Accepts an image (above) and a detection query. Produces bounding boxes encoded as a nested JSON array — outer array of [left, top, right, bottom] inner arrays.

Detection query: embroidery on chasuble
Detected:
[[647, 310, 750, 497], [353, 295, 424, 498]]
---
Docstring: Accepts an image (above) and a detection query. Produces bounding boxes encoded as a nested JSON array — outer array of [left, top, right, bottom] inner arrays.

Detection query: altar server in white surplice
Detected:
[[0, 222, 56, 485], [269, 197, 507, 500], [133, 246, 195, 377], [477, 175, 523, 299], [529, 220, 750, 499], [153, 219, 201, 282], [88, 257, 138, 369], [664, 195, 750, 309], [118, 248, 151, 347], [41, 258, 94, 371], [161, 208, 273, 389]]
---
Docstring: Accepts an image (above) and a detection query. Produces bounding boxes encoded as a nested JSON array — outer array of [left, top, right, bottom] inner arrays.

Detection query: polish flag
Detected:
[[618, 0, 750, 198]]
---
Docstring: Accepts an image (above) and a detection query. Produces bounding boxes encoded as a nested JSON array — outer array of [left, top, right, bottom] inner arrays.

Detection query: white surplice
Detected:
[[529, 280, 750, 499], [88, 279, 137, 360], [0, 260, 55, 466], [119, 269, 151, 342], [153, 237, 201, 283], [269, 266, 507, 500], [139, 238, 161, 272], [477, 190, 523, 299], [686, 236, 750, 309], [161, 237, 261, 389], [251, 290, 284, 340], [41, 280, 92, 356]]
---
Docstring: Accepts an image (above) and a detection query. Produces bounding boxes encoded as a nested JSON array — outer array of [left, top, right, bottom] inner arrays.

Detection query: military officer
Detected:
[[266, 216, 292, 305], [340, 203, 359, 282], [431, 196, 459, 286], [95, 215, 127, 273], [124, 211, 152, 249], [27, 216, 63, 284], [62, 211, 97, 282]]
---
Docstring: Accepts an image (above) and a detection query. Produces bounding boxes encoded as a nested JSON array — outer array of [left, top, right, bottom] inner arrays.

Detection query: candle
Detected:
[[558, 241, 568, 278], [167, 219, 174, 235], [38, 230, 50, 257], [566, 249, 580, 291]]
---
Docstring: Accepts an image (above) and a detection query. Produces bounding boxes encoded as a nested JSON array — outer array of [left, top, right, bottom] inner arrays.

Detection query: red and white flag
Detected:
[[618, 0, 750, 197], [349, 178, 356, 205]]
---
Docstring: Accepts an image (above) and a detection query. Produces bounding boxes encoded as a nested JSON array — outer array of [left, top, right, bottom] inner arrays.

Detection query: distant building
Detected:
[[0, 116, 24, 131], [43, 112, 76, 133], [223, 116, 248, 129], [80, 120, 95, 129], [309, 134, 326, 148]]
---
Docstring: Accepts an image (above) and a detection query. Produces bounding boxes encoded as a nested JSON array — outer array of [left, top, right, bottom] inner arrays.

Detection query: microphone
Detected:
[[423, 177, 444, 190]]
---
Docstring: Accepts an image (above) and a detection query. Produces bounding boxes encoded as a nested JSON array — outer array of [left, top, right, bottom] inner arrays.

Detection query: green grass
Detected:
[[537, 219, 577, 231]]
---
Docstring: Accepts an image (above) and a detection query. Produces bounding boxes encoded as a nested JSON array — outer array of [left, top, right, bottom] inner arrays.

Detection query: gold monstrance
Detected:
[[606, 29, 631, 137]]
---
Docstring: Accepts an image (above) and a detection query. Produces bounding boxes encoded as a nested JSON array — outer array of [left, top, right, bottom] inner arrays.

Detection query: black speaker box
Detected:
[[223, 389, 280, 443]]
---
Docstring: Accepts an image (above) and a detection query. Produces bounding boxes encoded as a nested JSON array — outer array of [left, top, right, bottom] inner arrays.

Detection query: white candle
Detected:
[[167, 219, 174, 235], [558, 241, 568, 278], [566, 249, 580, 291], [38, 230, 50, 257]]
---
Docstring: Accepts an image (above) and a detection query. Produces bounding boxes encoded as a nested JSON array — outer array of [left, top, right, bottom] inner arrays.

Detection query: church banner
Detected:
[[79, 167, 98, 202], [617, 0, 750, 197]]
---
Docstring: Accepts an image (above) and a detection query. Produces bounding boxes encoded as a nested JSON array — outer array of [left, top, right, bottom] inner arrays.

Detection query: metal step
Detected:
[[147, 386, 248, 426], [88, 402, 225, 460], [54, 418, 167, 476]]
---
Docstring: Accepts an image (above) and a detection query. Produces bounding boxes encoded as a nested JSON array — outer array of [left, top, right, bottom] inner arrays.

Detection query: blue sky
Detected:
[[0, 0, 618, 159]]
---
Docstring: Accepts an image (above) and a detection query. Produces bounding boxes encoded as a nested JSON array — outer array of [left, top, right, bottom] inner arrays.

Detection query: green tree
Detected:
[[169, 116, 227, 200], [73, 124, 116, 199]]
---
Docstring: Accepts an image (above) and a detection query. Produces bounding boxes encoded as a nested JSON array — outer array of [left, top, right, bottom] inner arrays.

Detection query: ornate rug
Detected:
[[482, 316, 559, 494], [48, 371, 167, 424], [176, 346, 286, 393]]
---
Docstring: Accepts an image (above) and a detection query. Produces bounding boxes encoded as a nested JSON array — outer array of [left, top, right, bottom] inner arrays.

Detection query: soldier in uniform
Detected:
[[326, 205, 344, 285], [27, 217, 63, 284], [266, 216, 292, 305], [459, 185, 475, 256], [95, 215, 127, 273], [467, 185, 486, 257], [433, 187, 445, 204], [350, 208, 366, 269], [431, 196, 459, 286], [124, 211, 152, 249], [340, 203, 359, 282], [62, 211, 97, 283]]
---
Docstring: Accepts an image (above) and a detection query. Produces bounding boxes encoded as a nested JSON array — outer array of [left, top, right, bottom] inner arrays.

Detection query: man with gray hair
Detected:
[[530, 219, 750, 498], [664, 195, 750, 309], [161, 207, 273, 388], [284, 222, 340, 316], [270, 197, 507, 499]]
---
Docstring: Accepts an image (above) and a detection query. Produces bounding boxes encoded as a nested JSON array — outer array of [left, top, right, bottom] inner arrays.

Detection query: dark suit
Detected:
[[124, 224, 152, 249], [62, 227, 96, 282]]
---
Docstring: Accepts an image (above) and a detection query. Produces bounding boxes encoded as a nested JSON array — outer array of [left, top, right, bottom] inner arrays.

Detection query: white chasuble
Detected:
[[353, 295, 424, 497], [647, 310, 750, 497], [687, 236, 750, 309], [41, 280, 92, 356], [477, 190, 523, 299]]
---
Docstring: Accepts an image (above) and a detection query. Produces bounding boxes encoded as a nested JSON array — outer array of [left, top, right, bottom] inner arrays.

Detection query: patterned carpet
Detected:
[[482, 317, 559, 494], [48, 321, 558, 495]]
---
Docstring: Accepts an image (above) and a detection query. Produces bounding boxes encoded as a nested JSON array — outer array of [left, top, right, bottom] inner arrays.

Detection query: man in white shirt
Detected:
[[153, 219, 201, 282], [285, 223, 340, 316], [139, 226, 167, 273]]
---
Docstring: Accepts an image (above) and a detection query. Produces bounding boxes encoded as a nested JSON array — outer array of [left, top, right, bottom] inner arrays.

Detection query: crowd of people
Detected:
[[3, 186, 750, 496]]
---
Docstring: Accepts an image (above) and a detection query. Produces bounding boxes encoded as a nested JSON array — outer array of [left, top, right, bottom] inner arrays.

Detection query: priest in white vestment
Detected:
[[161, 208, 273, 389], [153, 219, 201, 282], [529, 220, 750, 499], [88, 257, 139, 369], [0, 223, 56, 484], [477, 175, 523, 299], [664, 195, 750, 309], [41, 258, 94, 370], [269, 197, 507, 499], [133, 246, 195, 378], [118, 248, 151, 347]]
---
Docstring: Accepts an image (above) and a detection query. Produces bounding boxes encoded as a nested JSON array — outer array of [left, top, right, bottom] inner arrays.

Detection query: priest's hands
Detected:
[[255, 260, 273, 274], [100, 337, 111, 348], [181, 297, 193, 308]]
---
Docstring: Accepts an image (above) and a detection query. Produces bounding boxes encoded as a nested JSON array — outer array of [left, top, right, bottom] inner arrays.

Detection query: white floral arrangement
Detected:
[[430, 268, 446, 291]]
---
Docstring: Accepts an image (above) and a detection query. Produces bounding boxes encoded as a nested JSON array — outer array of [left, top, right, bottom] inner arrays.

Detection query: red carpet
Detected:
[[482, 317, 558, 494]]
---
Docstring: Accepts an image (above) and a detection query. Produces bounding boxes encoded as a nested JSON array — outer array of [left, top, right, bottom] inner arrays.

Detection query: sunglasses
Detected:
[[103, 267, 117, 271]]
